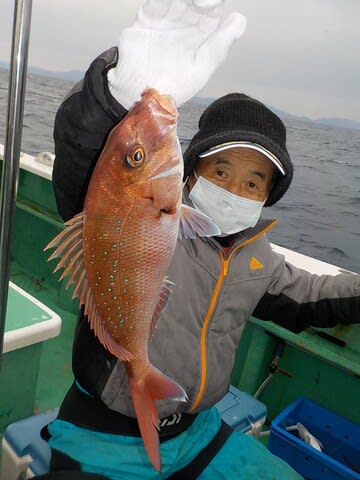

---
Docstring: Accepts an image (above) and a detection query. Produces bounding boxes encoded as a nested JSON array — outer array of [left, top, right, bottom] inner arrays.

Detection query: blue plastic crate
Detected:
[[1, 409, 58, 479], [268, 397, 360, 480], [215, 385, 267, 435]]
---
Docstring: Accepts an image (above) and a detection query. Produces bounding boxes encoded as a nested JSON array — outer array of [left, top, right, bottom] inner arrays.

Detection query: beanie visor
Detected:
[[198, 141, 285, 175]]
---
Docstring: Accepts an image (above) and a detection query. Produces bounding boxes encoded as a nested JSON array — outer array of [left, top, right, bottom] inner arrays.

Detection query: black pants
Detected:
[[34, 472, 109, 480]]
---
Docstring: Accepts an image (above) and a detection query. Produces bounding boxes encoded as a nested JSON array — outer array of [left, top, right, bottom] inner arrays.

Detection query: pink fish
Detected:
[[45, 88, 219, 470]]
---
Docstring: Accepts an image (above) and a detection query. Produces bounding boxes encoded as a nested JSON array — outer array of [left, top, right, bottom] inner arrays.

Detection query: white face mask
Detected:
[[188, 174, 265, 235]]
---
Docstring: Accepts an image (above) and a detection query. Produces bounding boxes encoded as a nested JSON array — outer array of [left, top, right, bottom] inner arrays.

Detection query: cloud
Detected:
[[0, 0, 359, 121]]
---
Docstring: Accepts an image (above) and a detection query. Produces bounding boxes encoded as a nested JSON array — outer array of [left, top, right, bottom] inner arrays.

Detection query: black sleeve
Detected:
[[52, 47, 127, 221], [253, 250, 360, 333], [253, 292, 360, 333]]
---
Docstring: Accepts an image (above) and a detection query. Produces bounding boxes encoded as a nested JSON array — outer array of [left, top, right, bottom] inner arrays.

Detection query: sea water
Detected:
[[0, 68, 359, 273]]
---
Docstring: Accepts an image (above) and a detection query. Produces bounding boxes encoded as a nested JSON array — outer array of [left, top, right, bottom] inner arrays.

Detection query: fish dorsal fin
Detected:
[[178, 204, 221, 239], [150, 277, 174, 335], [45, 212, 133, 362]]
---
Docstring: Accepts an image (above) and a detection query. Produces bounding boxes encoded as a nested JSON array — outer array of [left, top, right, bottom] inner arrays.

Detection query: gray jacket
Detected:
[[101, 214, 360, 418]]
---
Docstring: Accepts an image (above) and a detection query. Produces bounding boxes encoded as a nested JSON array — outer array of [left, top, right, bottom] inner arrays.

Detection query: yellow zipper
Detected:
[[188, 251, 229, 412], [188, 220, 278, 412]]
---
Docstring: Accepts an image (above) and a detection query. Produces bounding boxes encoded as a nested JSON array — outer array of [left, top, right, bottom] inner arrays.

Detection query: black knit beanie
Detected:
[[183, 93, 293, 206]]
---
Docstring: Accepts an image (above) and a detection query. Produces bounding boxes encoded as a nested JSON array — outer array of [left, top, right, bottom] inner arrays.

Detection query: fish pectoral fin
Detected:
[[45, 211, 85, 292], [127, 365, 187, 471], [150, 278, 173, 335], [178, 204, 221, 239]]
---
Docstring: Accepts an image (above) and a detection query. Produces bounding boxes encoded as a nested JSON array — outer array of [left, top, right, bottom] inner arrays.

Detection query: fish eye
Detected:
[[126, 144, 146, 168]]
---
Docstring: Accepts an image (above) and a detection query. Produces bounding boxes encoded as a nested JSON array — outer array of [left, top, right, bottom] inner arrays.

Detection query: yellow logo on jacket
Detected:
[[249, 256, 264, 271]]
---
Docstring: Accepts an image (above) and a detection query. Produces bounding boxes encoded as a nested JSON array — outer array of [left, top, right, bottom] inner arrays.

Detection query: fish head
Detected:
[[99, 88, 183, 215]]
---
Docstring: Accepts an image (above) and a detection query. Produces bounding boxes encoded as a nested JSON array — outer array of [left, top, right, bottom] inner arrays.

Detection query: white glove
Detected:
[[107, 0, 247, 108]]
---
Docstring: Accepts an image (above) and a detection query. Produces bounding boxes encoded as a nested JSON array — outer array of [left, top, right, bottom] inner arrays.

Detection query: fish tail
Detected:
[[128, 365, 187, 472]]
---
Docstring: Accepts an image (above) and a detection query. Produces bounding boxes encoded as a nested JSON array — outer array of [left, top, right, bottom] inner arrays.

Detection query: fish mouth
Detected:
[[155, 93, 177, 118], [142, 89, 178, 124], [150, 137, 183, 182], [149, 153, 182, 215]]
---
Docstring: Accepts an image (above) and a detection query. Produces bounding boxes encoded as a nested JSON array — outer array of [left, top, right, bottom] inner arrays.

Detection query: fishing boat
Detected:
[[1, 1, 360, 479], [2, 143, 360, 479]]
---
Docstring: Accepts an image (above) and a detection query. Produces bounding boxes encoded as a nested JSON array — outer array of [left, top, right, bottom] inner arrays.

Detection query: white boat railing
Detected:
[[0, 143, 54, 181]]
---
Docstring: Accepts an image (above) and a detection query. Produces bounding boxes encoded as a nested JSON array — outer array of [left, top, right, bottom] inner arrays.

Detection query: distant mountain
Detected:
[[29, 66, 84, 82], [192, 96, 213, 106], [192, 97, 310, 121], [270, 106, 311, 123], [1, 62, 359, 131], [272, 107, 360, 130], [314, 117, 360, 130], [0, 61, 83, 82], [193, 97, 360, 131]]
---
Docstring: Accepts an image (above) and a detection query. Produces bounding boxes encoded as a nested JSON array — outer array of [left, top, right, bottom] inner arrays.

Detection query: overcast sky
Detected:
[[0, 0, 359, 122]]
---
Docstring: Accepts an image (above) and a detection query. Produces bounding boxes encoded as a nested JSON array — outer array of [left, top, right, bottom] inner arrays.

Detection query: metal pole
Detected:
[[0, 0, 33, 366]]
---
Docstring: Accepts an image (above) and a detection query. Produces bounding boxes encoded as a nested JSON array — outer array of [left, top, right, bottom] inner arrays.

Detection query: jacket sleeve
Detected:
[[52, 47, 127, 221], [253, 250, 360, 333]]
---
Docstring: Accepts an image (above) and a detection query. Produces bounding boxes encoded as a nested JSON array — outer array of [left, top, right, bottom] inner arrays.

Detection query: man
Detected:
[[40, 1, 360, 479]]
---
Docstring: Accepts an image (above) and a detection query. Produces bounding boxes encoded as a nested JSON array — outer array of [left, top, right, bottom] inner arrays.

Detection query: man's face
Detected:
[[188, 147, 275, 202]]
